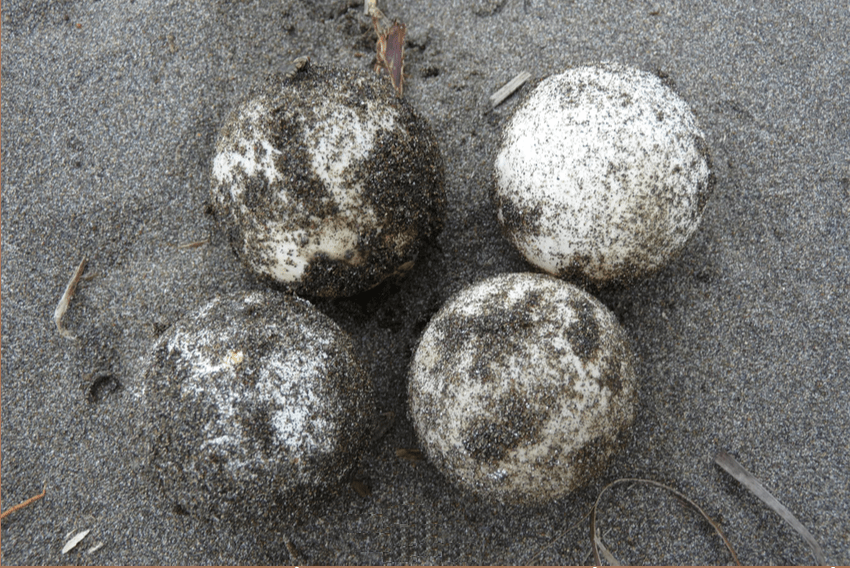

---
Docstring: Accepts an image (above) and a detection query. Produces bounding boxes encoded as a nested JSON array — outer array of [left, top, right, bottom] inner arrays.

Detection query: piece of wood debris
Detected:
[[177, 238, 209, 249], [595, 528, 622, 566], [374, 20, 406, 97], [0, 486, 46, 520], [589, 477, 740, 566], [351, 479, 372, 498], [62, 529, 91, 554], [371, 411, 396, 443], [283, 536, 306, 565], [54, 258, 88, 340], [367, 0, 405, 97], [86, 541, 104, 554], [715, 450, 827, 565], [490, 71, 531, 108], [395, 448, 425, 464], [364, 0, 385, 22]]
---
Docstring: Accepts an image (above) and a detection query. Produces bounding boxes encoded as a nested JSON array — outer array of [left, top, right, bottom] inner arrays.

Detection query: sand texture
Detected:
[[2, 0, 849, 564]]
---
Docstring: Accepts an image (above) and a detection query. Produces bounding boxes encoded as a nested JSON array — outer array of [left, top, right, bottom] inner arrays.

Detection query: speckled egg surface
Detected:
[[140, 290, 375, 524], [211, 61, 445, 298], [494, 62, 715, 284], [408, 272, 637, 505]]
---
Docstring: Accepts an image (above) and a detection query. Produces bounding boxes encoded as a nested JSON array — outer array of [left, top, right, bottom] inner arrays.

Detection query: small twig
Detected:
[[715, 450, 827, 566], [177, 239, 209, 249], [54, 258, 88, 340], [589, 478, 741, 566], [350, 479, 372, 497], [395, 448, 425, 464], [86, 541, 105, 555], [595, 527, 622, 566], [364, 0, 389, 28], [490, 71, 531, 108], [366, 0, 406, 97], [284, 536, 307, 565], [0, 486, 46, 520]]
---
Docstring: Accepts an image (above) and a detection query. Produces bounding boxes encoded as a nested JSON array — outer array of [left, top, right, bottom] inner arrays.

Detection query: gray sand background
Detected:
[[2, 0, 849, 564]]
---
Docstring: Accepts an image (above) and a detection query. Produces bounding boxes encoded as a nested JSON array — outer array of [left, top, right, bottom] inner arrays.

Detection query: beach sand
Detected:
[[2, 0, 848, 564]]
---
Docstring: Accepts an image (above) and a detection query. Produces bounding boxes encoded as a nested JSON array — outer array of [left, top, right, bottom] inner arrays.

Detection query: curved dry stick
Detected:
[[590, 478, 741, 566], [715, 450, 827, 566], [1, 486, 46, 520], [54, 258, 87, 339]]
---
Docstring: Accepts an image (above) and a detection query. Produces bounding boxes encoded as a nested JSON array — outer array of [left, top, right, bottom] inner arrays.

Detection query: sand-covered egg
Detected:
[[408, 272, 636, 504], [140, 290, 375, 524], [211, 60, 446, 297], [494, 62, 715, 284]]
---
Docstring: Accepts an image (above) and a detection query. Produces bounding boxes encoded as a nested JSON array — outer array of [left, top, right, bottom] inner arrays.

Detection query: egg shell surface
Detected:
[[211, 62, 446, 297], [494, 62, 715, 284], [140, 290, 375, 524], [408, 272, 637, 505]]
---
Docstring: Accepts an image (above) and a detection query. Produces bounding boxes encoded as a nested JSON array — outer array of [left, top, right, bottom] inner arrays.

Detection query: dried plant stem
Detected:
[[595, 527, 622, 565], [715, 450, 827, 565], [54, 258, 87, 339], [1, 486, 46, 520], [284, 536, 307, 565], [490, 71, 531, 108], [590, 478, 741, 566], [177, 239, 209, 249], [62, 529, 91, 554], [364, 0, 389, 27]]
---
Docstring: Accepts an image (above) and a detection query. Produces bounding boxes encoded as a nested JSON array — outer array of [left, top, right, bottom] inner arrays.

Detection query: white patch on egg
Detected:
[[212, 99, 284, 194], [251, 99, 400, 283], [212, 97, 399, 283]]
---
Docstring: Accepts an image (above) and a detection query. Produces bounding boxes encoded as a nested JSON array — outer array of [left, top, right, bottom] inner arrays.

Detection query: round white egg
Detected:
[[408, 272, 637, 504], [211, 61, 445, 297], [494, 62, 715, 284], [140, 290, 375, 524]]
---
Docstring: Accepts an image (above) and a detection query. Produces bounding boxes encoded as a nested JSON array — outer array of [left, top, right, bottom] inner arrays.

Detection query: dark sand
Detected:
[[2, 0, 848, 564]]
